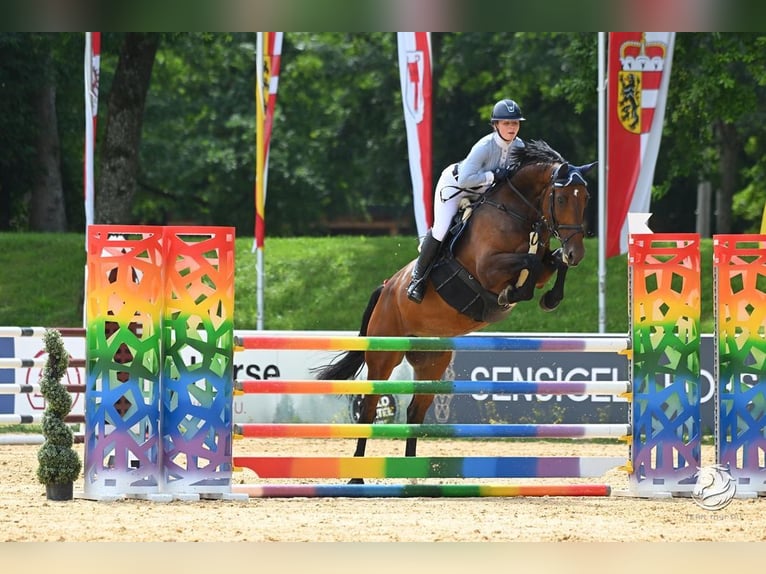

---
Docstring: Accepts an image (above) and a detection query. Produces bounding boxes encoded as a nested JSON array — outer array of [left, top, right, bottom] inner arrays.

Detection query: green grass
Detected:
[[0, 232, 715, 333]]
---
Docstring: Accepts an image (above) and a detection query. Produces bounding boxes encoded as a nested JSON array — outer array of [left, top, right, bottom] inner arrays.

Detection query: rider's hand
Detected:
[[492, 167, 510, 182]]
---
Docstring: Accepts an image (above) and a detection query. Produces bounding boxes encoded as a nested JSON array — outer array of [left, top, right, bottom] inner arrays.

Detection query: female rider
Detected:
[[407, 98, 526, 303]]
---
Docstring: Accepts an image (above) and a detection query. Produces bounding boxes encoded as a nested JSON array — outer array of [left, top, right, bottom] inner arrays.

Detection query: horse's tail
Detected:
[[312, 283, 384, 380]]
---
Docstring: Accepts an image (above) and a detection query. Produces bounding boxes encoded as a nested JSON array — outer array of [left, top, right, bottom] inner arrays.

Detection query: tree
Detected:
[[4, 32, 766, 238], [29, 48, 66, 231], [655, 33, 766, 234], [95, 33, 159, 224]]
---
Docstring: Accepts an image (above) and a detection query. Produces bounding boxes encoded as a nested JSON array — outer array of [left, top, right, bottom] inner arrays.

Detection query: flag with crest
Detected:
[[606, 32, 675, 257]]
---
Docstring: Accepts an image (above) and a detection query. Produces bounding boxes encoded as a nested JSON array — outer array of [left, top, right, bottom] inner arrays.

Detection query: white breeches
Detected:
[[431, 163, 472, 241]]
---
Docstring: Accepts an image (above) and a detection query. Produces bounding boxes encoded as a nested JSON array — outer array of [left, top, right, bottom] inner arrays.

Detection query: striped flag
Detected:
[[606, 32, 675, 257], [254, 31, 283, 251], [397, 32, 433, 238], [84, 31, 100, 238], [254, 32, 283, 330]]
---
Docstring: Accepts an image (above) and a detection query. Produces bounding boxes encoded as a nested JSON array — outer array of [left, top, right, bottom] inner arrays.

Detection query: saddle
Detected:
[[429, 198, 511, 323]]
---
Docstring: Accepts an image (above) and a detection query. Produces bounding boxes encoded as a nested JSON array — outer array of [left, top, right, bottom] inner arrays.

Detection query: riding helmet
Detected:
[[490, 99, 525, 122]]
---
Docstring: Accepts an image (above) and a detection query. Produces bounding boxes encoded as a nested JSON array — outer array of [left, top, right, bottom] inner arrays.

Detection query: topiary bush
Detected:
[[36, 329, 82, 486]]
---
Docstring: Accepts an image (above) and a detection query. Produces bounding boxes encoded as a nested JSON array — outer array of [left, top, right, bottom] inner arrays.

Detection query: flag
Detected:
[[397, 32, 433, 238], [254, 31, 283, 251], [606, 32, 675, 257], [84, 31, 100, 237]]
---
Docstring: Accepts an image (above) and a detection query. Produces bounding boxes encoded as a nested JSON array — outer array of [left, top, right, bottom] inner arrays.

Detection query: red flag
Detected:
[[254, 32, 283, 251], [398, 32, 433, 238], [84, 32, 100, 235], [606, 32, 675, 257]]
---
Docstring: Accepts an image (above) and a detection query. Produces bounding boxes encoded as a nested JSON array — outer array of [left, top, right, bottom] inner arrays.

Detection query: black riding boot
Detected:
[[406, 232, 442, 303]]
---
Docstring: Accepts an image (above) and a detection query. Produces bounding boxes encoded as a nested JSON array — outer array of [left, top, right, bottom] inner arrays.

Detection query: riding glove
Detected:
[[492, 167, 510, 182]]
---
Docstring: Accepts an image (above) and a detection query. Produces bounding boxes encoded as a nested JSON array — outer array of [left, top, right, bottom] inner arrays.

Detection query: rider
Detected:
[[406, 98, 527, 303]]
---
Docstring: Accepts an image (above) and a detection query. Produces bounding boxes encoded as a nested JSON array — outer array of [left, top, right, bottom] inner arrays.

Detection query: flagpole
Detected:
[[255, 32, 265, 331], [597, 32, 607, 334], [252, 32, 282, 331], [83, 31, 100, 327]]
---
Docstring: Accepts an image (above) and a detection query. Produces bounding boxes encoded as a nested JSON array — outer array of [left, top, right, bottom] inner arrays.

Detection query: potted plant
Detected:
[[36, 329, 82, 500]]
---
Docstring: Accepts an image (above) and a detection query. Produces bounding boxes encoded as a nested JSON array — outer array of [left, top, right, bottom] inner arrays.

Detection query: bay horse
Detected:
[[315, 139, 596, 483]]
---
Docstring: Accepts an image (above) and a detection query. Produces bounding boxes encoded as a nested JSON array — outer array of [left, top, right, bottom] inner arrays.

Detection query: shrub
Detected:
[[36, 329, 82, 485]]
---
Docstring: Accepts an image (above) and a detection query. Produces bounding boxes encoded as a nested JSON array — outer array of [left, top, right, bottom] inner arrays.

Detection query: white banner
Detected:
[[397, 32, 433, 238]]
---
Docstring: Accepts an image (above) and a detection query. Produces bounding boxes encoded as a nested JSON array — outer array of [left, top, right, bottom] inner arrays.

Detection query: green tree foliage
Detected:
[[0, 33, 85, 231], [655, 33, 766, 233], [3, 33, 766, 236]]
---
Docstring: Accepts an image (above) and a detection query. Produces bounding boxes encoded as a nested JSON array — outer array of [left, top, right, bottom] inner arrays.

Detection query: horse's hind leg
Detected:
[[348, 350, 405, 484], [404, 350, 454, 458]]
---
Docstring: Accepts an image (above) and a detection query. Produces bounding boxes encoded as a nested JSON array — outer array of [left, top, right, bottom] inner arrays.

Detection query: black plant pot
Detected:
[[45, 482, 73, 501]]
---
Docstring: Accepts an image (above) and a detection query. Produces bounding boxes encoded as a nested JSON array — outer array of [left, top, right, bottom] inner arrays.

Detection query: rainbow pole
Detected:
[[232, 483, 612, 498], [235, 334, 630, 353], [235, 379, 631, 396], [234, 423, 631, 439], [233, 455, 626, 479]]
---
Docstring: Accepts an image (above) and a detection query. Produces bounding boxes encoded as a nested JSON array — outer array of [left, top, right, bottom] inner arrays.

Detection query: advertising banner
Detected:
[[1, 331, 717, 432]]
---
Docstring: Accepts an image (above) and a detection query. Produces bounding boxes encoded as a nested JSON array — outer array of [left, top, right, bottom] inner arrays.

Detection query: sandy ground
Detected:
[[1, 438, 764, 545]]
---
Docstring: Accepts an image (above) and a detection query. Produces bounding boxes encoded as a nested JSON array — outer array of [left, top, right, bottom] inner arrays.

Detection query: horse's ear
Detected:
[[578, 161, 598, 175]]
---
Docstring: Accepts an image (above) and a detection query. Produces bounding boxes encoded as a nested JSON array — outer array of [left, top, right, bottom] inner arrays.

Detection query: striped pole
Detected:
[[235, 334, 630, 353], [233, 455, 627, 479], [0, 384, 86, 395], [232, 483, 612, 498], [0, 434, 85, 445], [235, 379, 631, 396], [0, 414, 84, 424], [0, 327, 86, 338], [234, 423, 631, 439], [0, 358, 85, 369]]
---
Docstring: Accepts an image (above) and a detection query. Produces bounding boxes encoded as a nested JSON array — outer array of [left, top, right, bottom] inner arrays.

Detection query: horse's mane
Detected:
[[509, 139, 565, 170]]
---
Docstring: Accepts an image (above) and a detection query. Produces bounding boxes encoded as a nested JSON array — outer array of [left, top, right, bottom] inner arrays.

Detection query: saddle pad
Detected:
[[430, 253, 509, 323]]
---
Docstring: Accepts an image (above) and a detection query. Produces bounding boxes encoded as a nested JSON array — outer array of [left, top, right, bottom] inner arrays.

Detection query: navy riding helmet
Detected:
[[490, 99, 525, 122]]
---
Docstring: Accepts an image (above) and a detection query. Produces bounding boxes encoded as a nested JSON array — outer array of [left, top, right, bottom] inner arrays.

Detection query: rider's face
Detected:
[[495, 119, 520, 141]]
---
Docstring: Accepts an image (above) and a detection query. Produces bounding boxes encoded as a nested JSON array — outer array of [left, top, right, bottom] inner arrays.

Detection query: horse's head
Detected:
[[543, 160, 596, 266], [504, 140, 595, 268]]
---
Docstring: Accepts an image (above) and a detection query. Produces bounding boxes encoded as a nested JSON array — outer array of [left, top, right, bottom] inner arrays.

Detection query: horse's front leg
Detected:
[[496, 253, 543, 306], [539, 248, 568, 312]]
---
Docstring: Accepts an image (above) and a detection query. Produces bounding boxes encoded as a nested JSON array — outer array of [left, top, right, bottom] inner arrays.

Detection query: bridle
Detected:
[[546, 163, 590, 247], [481, 162, 589, 250]]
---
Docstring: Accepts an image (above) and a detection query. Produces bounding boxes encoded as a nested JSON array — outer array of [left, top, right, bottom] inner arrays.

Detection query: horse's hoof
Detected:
[[348, 478, 364, 485], [539, 292, 561, 312]]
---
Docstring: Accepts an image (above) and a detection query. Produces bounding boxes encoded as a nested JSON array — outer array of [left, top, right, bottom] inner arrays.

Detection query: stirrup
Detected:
[[407, 280, 425, 303]]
